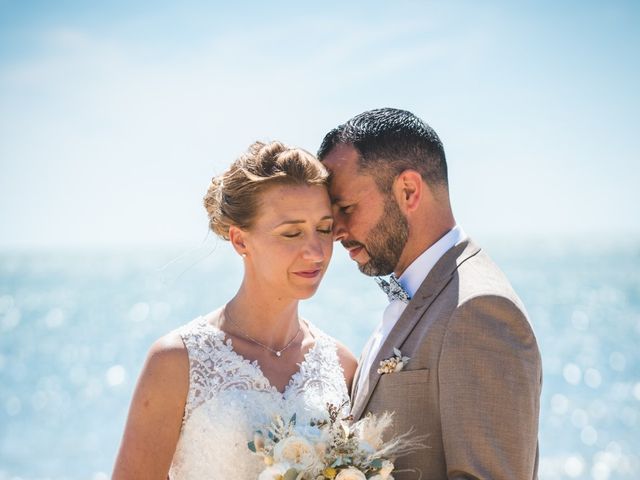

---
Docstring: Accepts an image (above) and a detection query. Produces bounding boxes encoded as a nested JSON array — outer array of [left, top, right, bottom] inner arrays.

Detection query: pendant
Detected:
[[276, 351, 282, 357]]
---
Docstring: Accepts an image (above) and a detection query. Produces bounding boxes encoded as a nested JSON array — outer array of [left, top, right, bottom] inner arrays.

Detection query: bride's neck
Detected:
[[222, 286, 300, 346]]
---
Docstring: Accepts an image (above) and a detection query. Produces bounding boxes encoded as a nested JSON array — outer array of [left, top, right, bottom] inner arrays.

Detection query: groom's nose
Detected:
[[332, 216, 347, 242]]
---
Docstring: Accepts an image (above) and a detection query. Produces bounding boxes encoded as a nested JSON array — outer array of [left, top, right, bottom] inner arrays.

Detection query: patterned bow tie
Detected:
[[375, 275, 411, 304]]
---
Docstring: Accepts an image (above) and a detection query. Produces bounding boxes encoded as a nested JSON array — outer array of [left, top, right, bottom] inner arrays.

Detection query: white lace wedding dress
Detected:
[[168, 315, 350, 479]]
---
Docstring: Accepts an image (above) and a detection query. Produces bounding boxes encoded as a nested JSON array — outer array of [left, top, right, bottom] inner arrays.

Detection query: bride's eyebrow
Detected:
[[275, 216, 333, 227], [276, 220, 306, 227]]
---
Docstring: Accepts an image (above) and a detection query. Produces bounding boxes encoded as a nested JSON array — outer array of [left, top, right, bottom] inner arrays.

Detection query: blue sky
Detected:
[[1, 1, 639, 247]]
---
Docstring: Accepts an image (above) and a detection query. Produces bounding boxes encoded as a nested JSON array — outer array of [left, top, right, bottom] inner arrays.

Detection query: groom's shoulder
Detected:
[[453, 241, 525, 311]]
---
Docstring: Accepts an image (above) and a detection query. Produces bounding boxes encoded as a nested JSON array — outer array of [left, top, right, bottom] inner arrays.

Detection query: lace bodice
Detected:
[[169, 315, 350, 480]]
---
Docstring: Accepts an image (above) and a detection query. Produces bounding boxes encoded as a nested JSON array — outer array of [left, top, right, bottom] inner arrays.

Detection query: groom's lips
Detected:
[[347, 245, 364, 260]]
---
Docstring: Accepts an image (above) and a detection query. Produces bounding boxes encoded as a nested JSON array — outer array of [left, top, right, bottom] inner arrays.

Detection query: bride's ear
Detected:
[[229, 226, 248, 258]]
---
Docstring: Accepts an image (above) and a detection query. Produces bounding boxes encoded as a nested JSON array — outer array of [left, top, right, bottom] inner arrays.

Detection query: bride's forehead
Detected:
[[253, 185, 331, 222], [257, 184, 329, 206]]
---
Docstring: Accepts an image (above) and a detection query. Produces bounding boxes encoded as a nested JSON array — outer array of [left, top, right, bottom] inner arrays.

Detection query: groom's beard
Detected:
[[344, 196, 409, 277]]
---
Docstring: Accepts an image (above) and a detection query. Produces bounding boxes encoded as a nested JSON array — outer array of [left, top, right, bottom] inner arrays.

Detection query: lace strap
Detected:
[[177, 317, 221, 422], [299, 323, 346, 385], [307, 323, 340, 360]]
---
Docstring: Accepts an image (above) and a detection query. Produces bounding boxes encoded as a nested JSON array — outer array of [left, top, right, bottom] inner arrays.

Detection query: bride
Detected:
[[112, 141, 357, 479]]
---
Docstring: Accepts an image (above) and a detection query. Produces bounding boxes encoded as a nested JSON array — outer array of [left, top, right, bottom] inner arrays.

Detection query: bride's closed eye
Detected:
[[282, 227, 332, 238], [317, 222, 333, 235]]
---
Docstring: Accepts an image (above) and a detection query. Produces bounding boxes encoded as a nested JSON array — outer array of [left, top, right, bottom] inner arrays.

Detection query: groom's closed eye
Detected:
[[337, 204, 354, 215]]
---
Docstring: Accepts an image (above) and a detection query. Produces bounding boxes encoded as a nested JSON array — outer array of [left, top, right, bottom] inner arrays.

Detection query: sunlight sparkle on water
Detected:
[[563, 363, 582, 385], [580, 425, 598, 446], [609, 352, 626, 371], [128, 302, 150, 323], [592, 461, 612, 480], [44, 308, 65, 329], [584, 368, 602, 389], [564, 455, 585, 477], [106, 365, 126, 386], [571, 409, 589, 428], [551, 393, 569, 415]]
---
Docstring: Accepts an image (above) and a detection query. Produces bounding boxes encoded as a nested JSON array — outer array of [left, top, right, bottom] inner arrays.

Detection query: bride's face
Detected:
[[238, 183, 334, 300]]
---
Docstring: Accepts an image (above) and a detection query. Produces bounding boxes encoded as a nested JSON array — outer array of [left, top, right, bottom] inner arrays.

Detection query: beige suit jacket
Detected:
[[351, 240, 542, 480]]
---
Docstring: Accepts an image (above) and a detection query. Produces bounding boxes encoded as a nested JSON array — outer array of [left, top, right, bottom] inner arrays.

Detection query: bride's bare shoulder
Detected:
[[133, 329, 190, 408], [148, 329, 189, 367], [112, 330, 189, 478]]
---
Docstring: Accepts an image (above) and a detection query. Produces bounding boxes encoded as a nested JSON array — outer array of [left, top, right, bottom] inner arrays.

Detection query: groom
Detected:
[[318, 108, 542, 480]]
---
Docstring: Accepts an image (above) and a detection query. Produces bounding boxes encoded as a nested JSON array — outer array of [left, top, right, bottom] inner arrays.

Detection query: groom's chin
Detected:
[[358, 259, 394, 277]]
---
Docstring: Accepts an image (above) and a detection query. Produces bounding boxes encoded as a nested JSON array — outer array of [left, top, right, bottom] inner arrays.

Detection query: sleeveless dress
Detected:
[[168, 315, 351, 479]]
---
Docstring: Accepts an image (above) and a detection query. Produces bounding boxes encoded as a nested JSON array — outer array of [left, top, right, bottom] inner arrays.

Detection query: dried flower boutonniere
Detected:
[[377, 348, 410, 374]]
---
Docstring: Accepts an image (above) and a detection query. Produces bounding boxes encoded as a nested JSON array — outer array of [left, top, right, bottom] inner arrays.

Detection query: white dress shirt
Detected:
[[356, 225, 467, 395]]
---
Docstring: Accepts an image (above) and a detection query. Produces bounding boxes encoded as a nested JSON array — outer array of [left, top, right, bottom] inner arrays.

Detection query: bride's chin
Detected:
[[295, 285, 322, 300]]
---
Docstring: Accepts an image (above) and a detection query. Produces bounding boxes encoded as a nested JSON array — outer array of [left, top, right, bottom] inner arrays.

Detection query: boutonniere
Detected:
[[377, 348, 410, 374]]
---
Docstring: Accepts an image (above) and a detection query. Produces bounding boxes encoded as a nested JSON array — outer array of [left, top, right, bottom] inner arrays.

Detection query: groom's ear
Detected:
[[394, 170, 423, 213], [229, 226, 248, 257]]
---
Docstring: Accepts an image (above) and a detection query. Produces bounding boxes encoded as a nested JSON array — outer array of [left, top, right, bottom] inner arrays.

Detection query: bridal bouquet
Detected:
[[248, 403, 425, 480]]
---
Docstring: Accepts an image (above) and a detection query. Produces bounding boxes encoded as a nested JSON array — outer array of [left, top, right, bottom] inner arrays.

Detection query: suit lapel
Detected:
[[351, 240, 481, 419]]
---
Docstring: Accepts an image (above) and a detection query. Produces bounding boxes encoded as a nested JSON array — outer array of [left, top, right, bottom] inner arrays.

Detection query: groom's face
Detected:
[[322, 144, 408, 276]]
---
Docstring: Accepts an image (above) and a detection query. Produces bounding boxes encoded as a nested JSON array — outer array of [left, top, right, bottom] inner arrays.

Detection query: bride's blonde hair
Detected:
[[204, 141, 329, 240]]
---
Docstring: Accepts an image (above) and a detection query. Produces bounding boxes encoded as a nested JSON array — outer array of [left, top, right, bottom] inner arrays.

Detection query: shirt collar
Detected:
[[398, 224, 467, 298]]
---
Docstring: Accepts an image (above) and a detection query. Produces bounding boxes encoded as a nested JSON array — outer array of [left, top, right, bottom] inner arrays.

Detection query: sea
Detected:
[[1, 238, 639, 480]]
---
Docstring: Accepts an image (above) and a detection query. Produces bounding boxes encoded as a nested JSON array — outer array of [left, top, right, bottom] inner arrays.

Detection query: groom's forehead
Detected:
[[321, 144, 359, 169], [327, 172, 378, 203], [324, 160, 365, 184]]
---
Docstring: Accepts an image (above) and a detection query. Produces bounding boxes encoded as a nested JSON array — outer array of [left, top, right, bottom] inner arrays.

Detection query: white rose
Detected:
[[273, 435, 318, 469], [258, 462, 293, 480], [334, 467, 367, 480], [295, 424, 327, 443]]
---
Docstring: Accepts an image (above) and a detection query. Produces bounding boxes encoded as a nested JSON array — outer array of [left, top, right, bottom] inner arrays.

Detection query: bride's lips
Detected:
[[293, 269, 322, 279]]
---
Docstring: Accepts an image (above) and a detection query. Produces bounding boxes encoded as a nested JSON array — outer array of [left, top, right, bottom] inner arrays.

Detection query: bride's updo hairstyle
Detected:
[[204, 141, 329, 240]]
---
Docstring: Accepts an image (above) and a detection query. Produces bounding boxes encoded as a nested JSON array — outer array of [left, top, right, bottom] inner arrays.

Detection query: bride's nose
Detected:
[[301, 233, 328, 262]]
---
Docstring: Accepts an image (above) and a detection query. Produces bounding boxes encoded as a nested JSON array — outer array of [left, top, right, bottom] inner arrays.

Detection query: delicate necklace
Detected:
[[223, 306, 301, 358]]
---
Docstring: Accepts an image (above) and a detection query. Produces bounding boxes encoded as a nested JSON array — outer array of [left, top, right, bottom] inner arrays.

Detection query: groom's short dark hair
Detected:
[[317, 107, 448, 193]]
